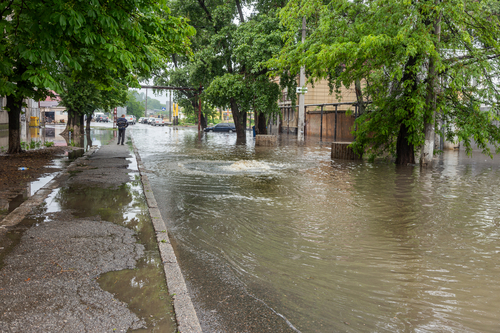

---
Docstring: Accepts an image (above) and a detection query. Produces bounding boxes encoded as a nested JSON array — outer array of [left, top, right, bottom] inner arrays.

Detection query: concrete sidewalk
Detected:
[[0, 141, 200, 332]]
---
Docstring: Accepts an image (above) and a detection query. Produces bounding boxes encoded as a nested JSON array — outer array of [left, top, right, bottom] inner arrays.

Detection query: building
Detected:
[[276, 79, 358, 141], [0, 97, 7, 131], [40, 94, 67, 124]]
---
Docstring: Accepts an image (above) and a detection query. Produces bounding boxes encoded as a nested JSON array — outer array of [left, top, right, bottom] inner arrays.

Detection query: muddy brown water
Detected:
[[131, 125, 500, 333]]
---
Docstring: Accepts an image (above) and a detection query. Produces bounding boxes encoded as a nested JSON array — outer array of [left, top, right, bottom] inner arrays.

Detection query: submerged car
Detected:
[[204, 123, 236, 132]]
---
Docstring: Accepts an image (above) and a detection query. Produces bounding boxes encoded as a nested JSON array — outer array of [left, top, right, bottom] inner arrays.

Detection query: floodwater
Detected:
[[131, 125, 500, 333]]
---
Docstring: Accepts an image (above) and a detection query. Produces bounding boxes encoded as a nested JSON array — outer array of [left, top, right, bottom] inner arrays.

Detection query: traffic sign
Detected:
[[162, 107, 166, 111], [296, 86, 308, 94]]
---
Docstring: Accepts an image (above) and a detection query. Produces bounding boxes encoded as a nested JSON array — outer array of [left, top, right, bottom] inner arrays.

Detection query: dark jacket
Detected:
[[117, 117, 128, 129]]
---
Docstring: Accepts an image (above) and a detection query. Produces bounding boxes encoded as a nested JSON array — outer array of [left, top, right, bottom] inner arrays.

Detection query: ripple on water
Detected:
[[131, 128, 500, 333]]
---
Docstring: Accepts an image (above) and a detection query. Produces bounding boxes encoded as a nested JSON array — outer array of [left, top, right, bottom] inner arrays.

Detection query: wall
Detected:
[[0, 97, 7, 130], [306, 110, 356, 142], [278, 79, 359, 139], [304, 80, 357, 105]]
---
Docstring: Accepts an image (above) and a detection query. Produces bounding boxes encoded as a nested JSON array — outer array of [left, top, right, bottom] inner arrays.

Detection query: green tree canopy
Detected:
[[1, 0, 194, 153], [126, 91, 145, 118], [155, 0, 287, 140], [273, 0, 500, 163]]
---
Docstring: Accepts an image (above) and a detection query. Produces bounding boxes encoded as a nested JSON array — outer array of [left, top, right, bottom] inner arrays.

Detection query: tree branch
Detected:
[[235, 0, 244, 23]]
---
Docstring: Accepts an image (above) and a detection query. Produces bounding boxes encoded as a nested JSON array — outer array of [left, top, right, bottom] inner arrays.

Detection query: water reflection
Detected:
[[53, 180, 176, 332], [132, 126, 500, 333]]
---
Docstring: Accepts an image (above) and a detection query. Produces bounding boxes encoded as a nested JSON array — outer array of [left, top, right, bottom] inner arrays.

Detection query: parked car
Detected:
[[95, 115, 109, 122], [142, 117, 150, 124], [148, 117, 156, 125], [153, 118, 165, 126], [138, 117, 145, 123], [204, 123, 236, 132], [93, 113, 105, 122], [126, 115, 136, 125]]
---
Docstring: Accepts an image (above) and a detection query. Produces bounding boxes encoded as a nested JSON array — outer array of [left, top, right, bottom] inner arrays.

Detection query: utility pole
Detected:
[[297, 16, 306, 143], [145, 89, 148, 117], [169, 89, 172, 123], [198, 84, 202, 137]]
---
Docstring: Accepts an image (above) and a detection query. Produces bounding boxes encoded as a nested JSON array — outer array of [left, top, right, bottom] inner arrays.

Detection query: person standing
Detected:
[[117, 114, 128, 145]]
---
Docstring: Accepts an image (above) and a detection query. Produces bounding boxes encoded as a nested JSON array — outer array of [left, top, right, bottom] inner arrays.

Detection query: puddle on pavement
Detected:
[[8, 194, 26, 213], [0, 207, 46, 270], [53, 177, 176, 332], [30, 174, 57, 196]]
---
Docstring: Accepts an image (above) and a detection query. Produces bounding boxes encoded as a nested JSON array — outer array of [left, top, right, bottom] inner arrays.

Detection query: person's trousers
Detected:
[[118, 129, 126, 144]]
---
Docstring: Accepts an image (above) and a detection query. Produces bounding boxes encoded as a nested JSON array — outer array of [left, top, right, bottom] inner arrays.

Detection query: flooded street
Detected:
[[132, 125, 500, 333]]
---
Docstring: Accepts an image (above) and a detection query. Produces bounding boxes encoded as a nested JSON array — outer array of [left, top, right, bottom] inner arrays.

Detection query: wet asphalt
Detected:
[[0, 139, 177, 332]]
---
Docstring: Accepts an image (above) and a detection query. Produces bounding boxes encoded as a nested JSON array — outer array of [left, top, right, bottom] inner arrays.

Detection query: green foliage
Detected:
[[20, 140, 41, 150], [204, 13, 283, 119], [145, 97, 164, 111], [58, 74, 128, 119], [1, 0, 195, 152], [178, 97, 218, 123], [126, 91, 145, 118], [274, 0, 500, 159], [44, 141, 55, 147], [156, 1, 286, 134]]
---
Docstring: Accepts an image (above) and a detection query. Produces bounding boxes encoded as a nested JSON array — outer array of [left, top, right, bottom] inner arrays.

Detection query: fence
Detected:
[[279, 102, 363, 142]]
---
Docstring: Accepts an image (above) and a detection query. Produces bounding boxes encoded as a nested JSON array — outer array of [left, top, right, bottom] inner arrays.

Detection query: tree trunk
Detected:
[[6, 94, 23, 154], [395, 55, 418, 165], [257, 112, 267, 134], [421, 8, 441, 166], [395, 122, 415, 165], [192, 100, 207, 129], [230, 97, 246, 143], [421, 88, 436, 165], [74, 113, 84, 136], [235, 0, 244, 23], [354, 79, 365, 115], [75, 134, 85, 148], [86, 130, 92, 150], [61, 109, 76, 136], [86, 114, 91, 131]]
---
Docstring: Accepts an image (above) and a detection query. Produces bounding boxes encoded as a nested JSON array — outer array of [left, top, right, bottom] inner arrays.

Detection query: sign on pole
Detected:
[[113, 107, 117, 128], [296, 86, 308, 94]]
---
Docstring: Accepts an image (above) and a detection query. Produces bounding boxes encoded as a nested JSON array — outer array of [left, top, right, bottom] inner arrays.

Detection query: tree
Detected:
[[273, 0, 500, 164], [157, 0, 286, 142], [204, 13, 283, 135], [58, 74, 128, 137], [145, 97, 164, 111], [1, 0, 194, 153], [126, 91, 145, 119]]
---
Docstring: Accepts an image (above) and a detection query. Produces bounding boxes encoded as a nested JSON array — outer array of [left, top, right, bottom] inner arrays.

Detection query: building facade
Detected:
[[276, 79, 359, 142]]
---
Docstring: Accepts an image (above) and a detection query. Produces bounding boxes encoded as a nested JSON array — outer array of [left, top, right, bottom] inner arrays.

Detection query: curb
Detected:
[[131, 138, 202, 333], [0, 147, 98, 232]]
